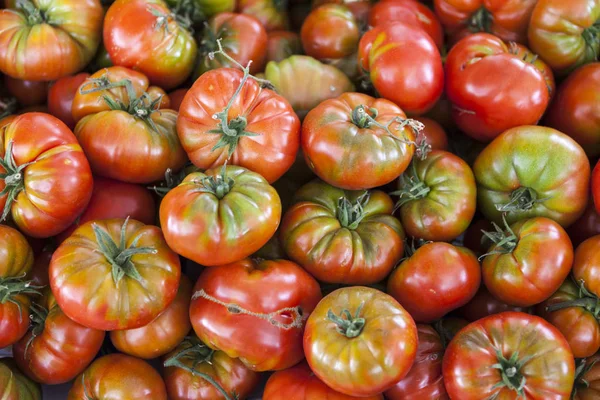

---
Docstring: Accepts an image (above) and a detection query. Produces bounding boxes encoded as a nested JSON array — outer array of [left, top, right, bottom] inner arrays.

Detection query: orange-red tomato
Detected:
[[47, 73, 90, 130], [301, 4, 359, 60]]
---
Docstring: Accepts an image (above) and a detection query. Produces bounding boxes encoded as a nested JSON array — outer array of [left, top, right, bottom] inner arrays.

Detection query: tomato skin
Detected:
[[29, 249, 51, 288], [266, 30, 302, 62], [445, 33, 550, 142], [312, 0, 371, 26], [385, 324, 448, 400], [414, 117, 448, 150], [573, 356, 600, 399], [512, 43, 556, 100], [110, 275, 192, 359], [457, 286, 531, 322], [4, 76, 48, 107], [301, 4, 359, 60], [0, 0, 103, 81], [573, 235, 600, 297], [569, 200, 600, 247], [0, 113, 94, 238], [359, 22, 444, 115], [0, 224, 33, 277], [178, 68, 300, 183], [302, 92, 415, 190], [474, 125, 590, 227], [104, 0, 197, 90], [160, 166, 281, 266], [0, 358, 41, 400], [528, 0, 600, 75], [443, 312, 575, 400], [190, 258, 322, 371], [50, 218, 181, 331], [47, 73, 90, 130], [594, 160, 600, 215], [167, 88, 188, 112], [304, 286, 418, 397], [13, 290, 105, 385], [195, 0, 236, 18], [238, 0, 290, 31], [57, 177, 156, 243], [264, 362, 384, 400], [482, 217, 573, 307], [67, 354, 167, 400], [0, 292, 30, 348]]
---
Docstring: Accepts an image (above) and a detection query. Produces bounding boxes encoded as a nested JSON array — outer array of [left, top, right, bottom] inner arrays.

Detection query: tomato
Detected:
[[414, 117, 448, 151], [28, 249, 50, 289], [193, 0, 235, 18], [264, 362, 384, 400], [281, 179, 404, 284], [264, 55, 354, 119], [163, 336, 260, 400], [443, 312, 575, 400], [312, 0, 371, 26], [573, 235, 600, 297], [238, 0, 290, 31], [385, 324, 448, 400], [71, 66, 187, 184], [47, 73, 90, 130], [481, 217, 573, 307], [0, 0, 103, 80], [301, 4, 359, 60], [13, 289, 105, 385], [67, 353, 168, 400], [104, 0, 197, 90], [304, 286, 418, 397], [160, 166, 281, 266], [57, 177, 156, 243], [110, 275, 192, 359], [4, 76, 48, 107], [528, 0, 600, 76], [569, 200, 600, 247], [462, 218, 494, 256], [572, 356, 600, 400], [388, 242, 481, 322], [394, 150, 476, 241], [177, 68, 300, 183], [369, 0, 444, 51], [266, 30, 302, 62], [457, 286, 531, 322], [0, 113, 93, 237], [50, 218, 181, 330], [595, 161, 600, 215], [434, 0, 537, 45], [359, 22, 444, 115], [196, 12, 267, 76], [0, 358, 41, 400], [445, 33, 550, 142], [167, 88, 188, 112], [474, 125, 590, 227], [512, 42, 556, 100]]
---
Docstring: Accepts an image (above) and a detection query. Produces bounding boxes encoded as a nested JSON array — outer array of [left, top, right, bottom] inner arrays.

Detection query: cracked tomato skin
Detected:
[[0, 113, 93, 238], [443, 312, 575, 400], [0, 358, 41, 400], [445, 33, 550, 142], [304, 286, 418, 397]]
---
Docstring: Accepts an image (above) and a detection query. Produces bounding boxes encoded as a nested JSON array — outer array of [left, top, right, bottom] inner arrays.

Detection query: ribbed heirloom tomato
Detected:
[[0, 358, 41, 400]]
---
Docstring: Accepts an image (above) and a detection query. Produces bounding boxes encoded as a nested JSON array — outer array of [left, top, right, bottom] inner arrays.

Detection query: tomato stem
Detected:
[[391, 162, 431, 210], [23, 302, 50, 358], [148, 165, 197, 197], [582, 21, 600, 60], [479, 216, 518, 259], [572, 358, 597, 398], [0, 97, 17, 119], [336, 191, 370, 230], [326, 303, 366, 338], [15, 0, 46, 25], [468, 7, 492, 34], [0, 274, 41, 322], [148, 0, 203, 35], [495, 186, 548, 214], [490, 350, 530, 397], [194, 163, 235, 199], [0, 140, 37, 223], [546, 279, 600, 318]]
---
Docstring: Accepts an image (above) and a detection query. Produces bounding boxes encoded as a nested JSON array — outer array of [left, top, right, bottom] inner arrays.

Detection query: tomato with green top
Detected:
[[572, 356, 600, 400], [573, 235, 600, 298], [413, 117, 448, 151], [0, 358, 41, 400], [301, 4, 359, 60]]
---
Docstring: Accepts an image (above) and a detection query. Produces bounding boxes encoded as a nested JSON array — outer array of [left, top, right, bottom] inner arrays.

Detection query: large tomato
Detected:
[[190, 258, 322, 371], [301, 4, 359, 60], [13, 290, 105, 385], [393, 150, 476, 241], [0, 358, 41, 400], [573, 235, 600, 297], [177, 68, 300, 183], [0, 113, 93, 237], [159, 165, 281, 266], [264, 362, 384, 400], [280, 179, 404, 284], [481, 217, 573, 307], [47, 73, 90, 130], [443, 312, 576, 399], [446, 33, 550, 142], [49, 218, 181, 330], [474, 125, 590, 227], [387, 242, 481, 323], [0, 0, 103, 80], [104, 0, 197, 90], [266, 30, 302, 62], [572, 356, 600, 399], [358, 22, 444, 115], [457, 286, 531, 322], [528, 0, 600, 75], [238, 0, 290, 31], [414, 117, 448, 151], [67, 354, 167, 400], [304, 286, 418, 397], [72, 67, 187, 184]]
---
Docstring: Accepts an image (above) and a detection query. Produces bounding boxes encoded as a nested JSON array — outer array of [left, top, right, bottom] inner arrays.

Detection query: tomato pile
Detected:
[[2, 0, 600, 399]]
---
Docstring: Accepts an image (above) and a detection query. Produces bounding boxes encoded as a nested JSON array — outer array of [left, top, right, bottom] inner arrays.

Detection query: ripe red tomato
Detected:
[[301, 4, 359, 60], [482, 217, 573, 307], [177, 68, 300, 183], [190, 258, 322, 371], [359, 22, 444, 115], [50, 218, 181, 330], [302, 92, 416, 190], [443, 312, 576, 399], [47, 73, 90, 130], [304, 286, 418, 397], [573, 235, 600, 297], [238, 0, 290, 31], [414, 117, 448, 150], [388, 242, 481, 322], [0, 358, 41, 400], [29, 249, 51, 289], [0, 113, 93, 238], [13, 290, 105, 385], [0, 0, 103, 80], [512, 42, 556, 100], [4, 76, 48, 107], [445, 33, 550, 141], [312, 0, 371, 26], [266, 30, 302, 62], [457, 286, 531, 322], [160, 166, 281, 266], [67, 354, 167, 400]]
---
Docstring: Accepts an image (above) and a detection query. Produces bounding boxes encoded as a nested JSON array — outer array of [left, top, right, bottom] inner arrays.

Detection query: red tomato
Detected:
[[568, 199, 600, 247], [238, 0, 290, 31], [0, 113, 93, 238], [443, 312, 576, 399], [462, 218, 494, 256], [47, 73, 90, 130], [573, 235, 600, 297], [359, 22, 444, 115], [167, 88, 188, 112], [29, 249, 51, 289], [301, 4, 359, 60], [457, 286, 531, 322], [190, 258, 322, 371], [312, 0, 371, 26], [266, 30, 302, 62], [414, 116, 448, 150], [512, 42, 556, 100], [4, 76, 48, 107]]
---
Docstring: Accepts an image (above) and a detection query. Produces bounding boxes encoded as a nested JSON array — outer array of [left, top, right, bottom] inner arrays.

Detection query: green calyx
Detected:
[[92, 217, 156, 285], [23, 302, 49, 356], [0, 275, 41, 310], [196, 164, 234, 199], [0, 140, 37, 222], [336, 191, 370, 230], [16, 0, 47, 25], [496, 186, 547, 213], [327, 303, 366, 338], [351, 105, 379, 129], [391, 163, 430, 210], [582, 20, 600, 60], [490, 350, 531, 398], [546, 279, 600, 317], [0, 97, 17, 120], [148, 0, 204, 34], [572, 358, 598, 399], [468, 7, 493, 34], [480, 217, 518, 258]]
